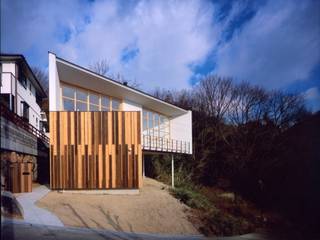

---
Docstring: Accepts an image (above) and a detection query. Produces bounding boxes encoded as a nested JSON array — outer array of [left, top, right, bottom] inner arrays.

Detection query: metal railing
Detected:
[[0, 103, 49, 144], [142, 135, 191, 154]]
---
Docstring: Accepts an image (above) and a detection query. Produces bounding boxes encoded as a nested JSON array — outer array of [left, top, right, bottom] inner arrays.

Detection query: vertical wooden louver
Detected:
[[49, 111, 142, 190]]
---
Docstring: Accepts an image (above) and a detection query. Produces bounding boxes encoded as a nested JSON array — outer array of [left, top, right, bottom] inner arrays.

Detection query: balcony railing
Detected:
[[0, 103, 49, 145], [142, 135, 191, 154]]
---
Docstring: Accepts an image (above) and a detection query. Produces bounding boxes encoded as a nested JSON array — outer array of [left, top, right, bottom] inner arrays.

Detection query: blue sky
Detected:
[[2, 0, 320, 111]]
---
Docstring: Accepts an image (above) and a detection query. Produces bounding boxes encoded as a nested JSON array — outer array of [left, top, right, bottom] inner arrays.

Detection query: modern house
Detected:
[[0, 54, 48, 193], [49, 52, 192, 190]]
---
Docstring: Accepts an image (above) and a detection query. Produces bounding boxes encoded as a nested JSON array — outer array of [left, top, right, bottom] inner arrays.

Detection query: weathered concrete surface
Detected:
[[0, 116, 38, 156]]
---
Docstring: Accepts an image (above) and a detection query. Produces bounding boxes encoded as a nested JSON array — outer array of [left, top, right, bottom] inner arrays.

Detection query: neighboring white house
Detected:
[[0, 54, 47, 131]]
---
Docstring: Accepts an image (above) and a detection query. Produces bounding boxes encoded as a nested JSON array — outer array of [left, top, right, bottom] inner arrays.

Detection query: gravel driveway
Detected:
[[36, 178, 200, 235]]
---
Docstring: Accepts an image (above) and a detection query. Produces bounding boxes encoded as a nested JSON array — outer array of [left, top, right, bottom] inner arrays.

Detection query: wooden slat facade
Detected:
[[49, 111, 142, 190]]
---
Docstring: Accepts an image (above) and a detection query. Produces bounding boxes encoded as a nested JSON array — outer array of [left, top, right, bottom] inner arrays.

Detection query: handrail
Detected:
[[142, 134, 191, 154], [0, 103, 49, 144]]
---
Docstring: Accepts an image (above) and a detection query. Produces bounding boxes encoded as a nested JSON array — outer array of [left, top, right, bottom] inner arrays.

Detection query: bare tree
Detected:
[[230, 82, 268, 125], [89, 59, 141, 89], [112, 72, 141, 89], [32, 67, 49, 95], [195, 75, 235, 122], [89, 59, 110, 76], [267, 90, 306, 130]]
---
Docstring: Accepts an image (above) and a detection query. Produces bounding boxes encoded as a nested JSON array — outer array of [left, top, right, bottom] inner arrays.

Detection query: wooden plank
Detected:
[[50, 111, 142, 190]]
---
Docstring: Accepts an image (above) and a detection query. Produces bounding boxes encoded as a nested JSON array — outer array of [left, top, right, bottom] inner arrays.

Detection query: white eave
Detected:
[[56, 56, 188, 117]]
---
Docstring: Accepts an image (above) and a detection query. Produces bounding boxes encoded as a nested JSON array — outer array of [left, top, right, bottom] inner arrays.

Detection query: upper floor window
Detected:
[[61, 84, 121, 111], [19, 69, 27, 88], [112, 99, 120, 111], [75, 89, 87, 111], [21, 101, 30, 121], [101, 96, 110, 111], [62, 86, 75, 111], [143, 109, 170, 139]]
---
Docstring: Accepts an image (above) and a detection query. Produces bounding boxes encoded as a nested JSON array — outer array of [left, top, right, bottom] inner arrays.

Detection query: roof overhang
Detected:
[[56, 57, 188, 117]]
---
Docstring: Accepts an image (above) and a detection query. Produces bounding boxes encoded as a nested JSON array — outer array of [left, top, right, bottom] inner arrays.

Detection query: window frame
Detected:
[[142, 109, 170, 139], [60, 83, 122, 112]]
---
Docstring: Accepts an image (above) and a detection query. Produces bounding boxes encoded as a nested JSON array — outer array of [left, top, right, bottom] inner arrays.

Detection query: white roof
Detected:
[[56, 56, 188, 117]]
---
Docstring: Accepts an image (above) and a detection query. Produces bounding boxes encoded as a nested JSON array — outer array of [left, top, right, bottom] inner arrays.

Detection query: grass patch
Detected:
[[170, 187, 211, 210], [199, 208, 254, 236]]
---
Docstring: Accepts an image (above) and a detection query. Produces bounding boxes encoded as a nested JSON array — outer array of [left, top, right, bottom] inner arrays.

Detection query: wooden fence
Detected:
[[49, 111, 142, 190]]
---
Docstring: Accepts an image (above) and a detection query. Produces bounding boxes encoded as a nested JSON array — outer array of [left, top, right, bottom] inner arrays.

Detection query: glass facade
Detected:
[[142, 109, 170, 139], [61, 84, 121, 111]]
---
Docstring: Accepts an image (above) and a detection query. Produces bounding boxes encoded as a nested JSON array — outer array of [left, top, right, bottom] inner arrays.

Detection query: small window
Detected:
[[62, 86, 75, 99], [112, 99, 120, 111], [143, 119, 147, 130], [89, 94, 99, 105], [76, 89, 87, 102], [89, 104, 99, 111], [76, 101, 87, 111], [63, 98, 74, 111], [148, 112, 153, 128], [101, 96, 110, 109]]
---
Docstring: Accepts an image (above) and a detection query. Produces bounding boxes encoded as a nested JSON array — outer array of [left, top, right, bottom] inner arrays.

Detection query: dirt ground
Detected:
[[36, 178, 199, 235]]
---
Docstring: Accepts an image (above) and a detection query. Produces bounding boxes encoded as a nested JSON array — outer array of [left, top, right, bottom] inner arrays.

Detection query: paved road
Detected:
[[2, 219, 204, 240], [1, 219, 276, 240]]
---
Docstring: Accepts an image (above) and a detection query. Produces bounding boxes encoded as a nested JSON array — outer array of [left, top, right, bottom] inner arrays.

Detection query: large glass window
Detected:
[[143, 109, 169, 139], [61, 84, 121, 111]]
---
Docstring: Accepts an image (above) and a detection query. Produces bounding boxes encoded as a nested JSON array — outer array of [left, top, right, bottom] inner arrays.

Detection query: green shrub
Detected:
[[201, 209, 254, 236], [170, 187, 211, 210]]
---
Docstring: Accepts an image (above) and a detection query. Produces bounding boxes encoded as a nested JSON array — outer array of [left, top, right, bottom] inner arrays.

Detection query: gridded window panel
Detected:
[[76, 89, 87, 102], [90, 104, 100, 111], [63, 98, 75, 111], [101, 96, 110, 108], [143, 119, 148, 130], [154, 114, 159, 127], [112, 99, 120, 111], [76, 101, 87, 111], [90, 94, 99, 105], [62, 86, 75, 98], [143, 110, 147, 118], [148, 112, 153, 128], [101, 106, 109, 111]]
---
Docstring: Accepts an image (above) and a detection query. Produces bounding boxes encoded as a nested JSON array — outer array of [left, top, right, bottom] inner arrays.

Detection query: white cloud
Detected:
[[303, 87, 320, 112], [215, 0, 320, 89], [2, 0, 319, 93], [1, 0, 89, 67], [57, 0, 216, 90], [305, 87, 320, 100]]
